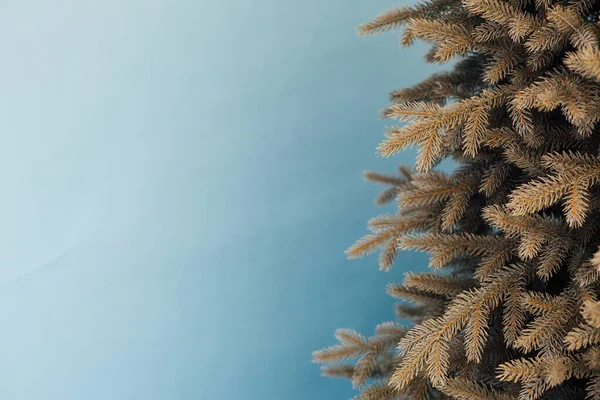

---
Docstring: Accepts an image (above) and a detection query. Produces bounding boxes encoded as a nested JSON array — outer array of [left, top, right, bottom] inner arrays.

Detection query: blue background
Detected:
[[0, 0, 439, 398]]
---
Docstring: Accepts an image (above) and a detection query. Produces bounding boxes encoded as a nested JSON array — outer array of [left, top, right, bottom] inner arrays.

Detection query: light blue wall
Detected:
[[0, 0, 439, 398]]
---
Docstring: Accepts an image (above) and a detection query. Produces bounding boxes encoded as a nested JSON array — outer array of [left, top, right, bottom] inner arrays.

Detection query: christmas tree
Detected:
[[313, 1, 600, 399]]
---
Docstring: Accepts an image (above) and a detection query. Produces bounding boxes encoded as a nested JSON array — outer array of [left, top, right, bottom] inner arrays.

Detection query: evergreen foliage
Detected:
[[313, 1, 600, 398]]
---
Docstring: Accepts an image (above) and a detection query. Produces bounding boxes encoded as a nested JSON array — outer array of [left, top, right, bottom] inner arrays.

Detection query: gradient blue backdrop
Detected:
[[0, 1, 441, 399]]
